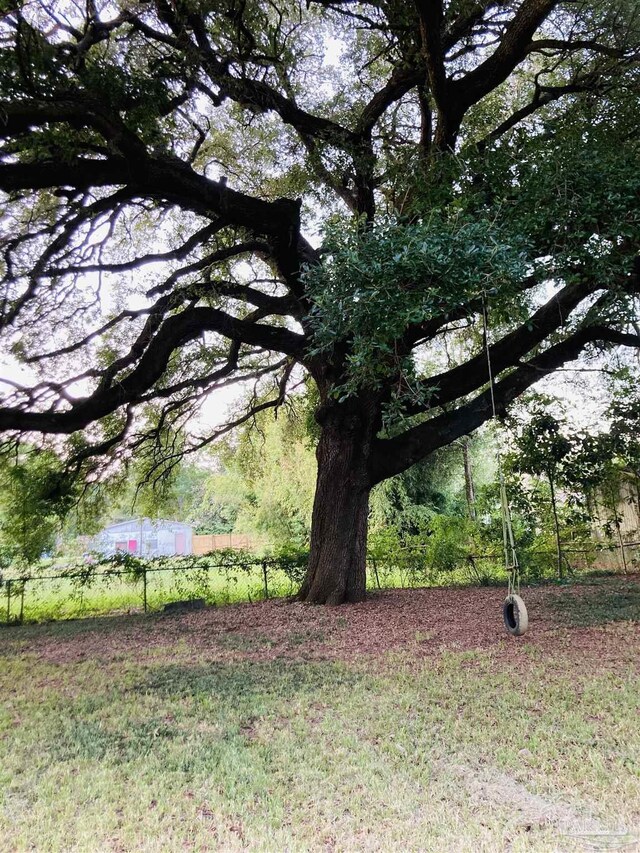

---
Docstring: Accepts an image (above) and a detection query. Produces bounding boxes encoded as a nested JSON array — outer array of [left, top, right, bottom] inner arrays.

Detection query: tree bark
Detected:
[[608, 484, 628, 574], [298, 401, 376, 604], [548, 474, 563, 580], [460, 437, 477, 521]]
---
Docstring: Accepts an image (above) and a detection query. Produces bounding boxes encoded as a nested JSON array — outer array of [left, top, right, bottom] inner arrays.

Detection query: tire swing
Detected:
[[482, 297, 529, 637], [498, 475, 528, 637]]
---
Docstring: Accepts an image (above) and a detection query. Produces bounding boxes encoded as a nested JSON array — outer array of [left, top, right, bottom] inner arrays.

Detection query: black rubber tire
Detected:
[[503, 594, 528, 636]]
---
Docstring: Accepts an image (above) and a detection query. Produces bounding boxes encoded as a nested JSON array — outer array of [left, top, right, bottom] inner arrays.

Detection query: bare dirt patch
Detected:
[[3, 575, 639, 675], [446, 761, 606, 834]]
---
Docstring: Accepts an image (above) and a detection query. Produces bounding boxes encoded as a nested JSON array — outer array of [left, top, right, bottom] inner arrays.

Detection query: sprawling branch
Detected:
[[525, 38, 637, 60], [370, 324, 640, 484], [414, 0, 453, 149], [476, 76, 599, 149], [136, 4, 357, 148], [421, 277, 602, 410], [0, 185, 132, 329], [0, 152, 318, 288], [443, 2, 498, 52], [0, 97, 148, 159], [357, 66, 422, 135], [454, 0, 558, 112], [45, 221, 226, 279], [0, 307, 304, 434]]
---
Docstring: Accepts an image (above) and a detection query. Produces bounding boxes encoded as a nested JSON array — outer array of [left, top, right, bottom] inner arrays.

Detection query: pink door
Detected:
[[175, 532, 186, 555], [128, 538, 138, 553]]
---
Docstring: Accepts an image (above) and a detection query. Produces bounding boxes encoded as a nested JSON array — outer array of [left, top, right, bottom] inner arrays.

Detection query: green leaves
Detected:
[[511, 409, 574, 480], [304, 212, 530, 401], [472, 94, 640, 282], [0, 446, 80, 564]]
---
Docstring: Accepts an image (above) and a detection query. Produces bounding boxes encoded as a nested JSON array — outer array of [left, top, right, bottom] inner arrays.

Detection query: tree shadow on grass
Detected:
[[135, 657, 364, 704], [0, 610, 153, 656], [550, 579, 640, 627], [44, 658, 367, 771], [0, 605, 236, 655]]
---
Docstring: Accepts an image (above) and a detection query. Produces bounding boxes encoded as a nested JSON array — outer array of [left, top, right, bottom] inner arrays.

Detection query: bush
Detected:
[[265, 544, 309, 586], [423, 516, 474, 574]]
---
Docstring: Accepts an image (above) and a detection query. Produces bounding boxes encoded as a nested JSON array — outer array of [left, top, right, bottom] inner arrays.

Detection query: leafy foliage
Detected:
[[305, 214, 529, 403], [0, 447, 79, 564], [215, 397, 317, 548], [510, 407, 574, 482]]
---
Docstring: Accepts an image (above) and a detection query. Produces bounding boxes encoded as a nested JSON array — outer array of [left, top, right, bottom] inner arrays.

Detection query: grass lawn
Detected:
[[0, 576, 639, 851]]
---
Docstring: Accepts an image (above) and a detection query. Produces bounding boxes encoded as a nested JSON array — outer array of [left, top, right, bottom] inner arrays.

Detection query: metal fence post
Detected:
[[6, 579, 11, 623], [143, 567, 148, 613], [262, 560, 269, 600], [371, 557, 381, 590]]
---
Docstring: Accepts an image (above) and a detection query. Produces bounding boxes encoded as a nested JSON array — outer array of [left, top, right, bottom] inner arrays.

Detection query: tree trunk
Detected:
[[608, 485, 628, 574], [548, 475, 563, 580], [298, 403, 375, 604], [460, 437, 477, 521]]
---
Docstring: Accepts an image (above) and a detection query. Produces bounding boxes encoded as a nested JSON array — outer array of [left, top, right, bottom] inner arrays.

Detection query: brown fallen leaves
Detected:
[[5, 575, 638, 677]]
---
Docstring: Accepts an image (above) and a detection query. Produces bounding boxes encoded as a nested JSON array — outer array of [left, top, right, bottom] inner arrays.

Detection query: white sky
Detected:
[[0, 26, 624, 441]]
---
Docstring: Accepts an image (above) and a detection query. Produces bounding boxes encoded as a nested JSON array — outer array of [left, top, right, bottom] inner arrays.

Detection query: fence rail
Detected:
[[395, 540, 640, 559], [0, 554, 295, 624], [1, 540, 638, 625]]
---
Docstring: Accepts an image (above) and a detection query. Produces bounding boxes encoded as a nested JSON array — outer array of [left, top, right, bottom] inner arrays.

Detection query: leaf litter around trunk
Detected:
[[4, 575, 638, 671]]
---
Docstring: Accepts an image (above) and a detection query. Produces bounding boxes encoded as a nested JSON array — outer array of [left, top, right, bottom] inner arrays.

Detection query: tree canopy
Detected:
[[0, 0, 639, 601]]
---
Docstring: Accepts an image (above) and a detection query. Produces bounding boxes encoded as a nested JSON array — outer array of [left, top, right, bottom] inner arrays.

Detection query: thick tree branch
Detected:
[[0, 153, 318, 289], [443, 2, 499, 51], [370, 324, 640, 484], [476, 76, 599, 149], [525, 38, 636, 60], [139, 5, 358, 150], [419, 277, 601, 409], [0, 98, 148, 160], [414, 0, 456, 149], [0, 307, 304, 434], [453, 0, 557, 113], [358, 66, 422, 135]]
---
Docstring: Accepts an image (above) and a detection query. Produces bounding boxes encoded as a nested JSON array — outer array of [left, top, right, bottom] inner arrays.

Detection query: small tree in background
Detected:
[[509, 406, 574, 578], [213, 396, 317, 548], [0, 447, 78, 565], [565, 378, 640, 570]]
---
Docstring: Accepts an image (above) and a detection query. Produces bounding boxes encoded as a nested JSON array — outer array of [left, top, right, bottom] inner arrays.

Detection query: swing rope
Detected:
[[481, 296, 520, 598]]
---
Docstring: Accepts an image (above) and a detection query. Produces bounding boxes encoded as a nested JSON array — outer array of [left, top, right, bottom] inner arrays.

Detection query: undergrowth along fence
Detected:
[[1, 540, 638, 625], [0, 550, 307, 625], [367, 537, 640, 590]]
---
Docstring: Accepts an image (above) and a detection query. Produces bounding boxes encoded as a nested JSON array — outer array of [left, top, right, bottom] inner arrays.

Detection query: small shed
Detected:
[[94, 518, 193, 557]]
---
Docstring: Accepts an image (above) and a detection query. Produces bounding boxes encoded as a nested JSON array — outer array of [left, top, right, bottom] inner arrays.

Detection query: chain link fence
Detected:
[[0, 551, 306, 624], [1, 540, 638, 625]]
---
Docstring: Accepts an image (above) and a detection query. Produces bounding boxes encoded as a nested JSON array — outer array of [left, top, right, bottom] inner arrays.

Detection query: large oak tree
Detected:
[[0, 0, 639, 602]]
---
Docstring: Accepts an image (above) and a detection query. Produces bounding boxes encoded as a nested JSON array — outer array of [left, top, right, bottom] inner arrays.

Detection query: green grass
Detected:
[[550, 578, 640, 626], [1, 600, 639, 851]]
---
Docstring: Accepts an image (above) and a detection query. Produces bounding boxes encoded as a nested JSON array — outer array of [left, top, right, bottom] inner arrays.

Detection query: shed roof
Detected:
[[101, 518, 192, 533]]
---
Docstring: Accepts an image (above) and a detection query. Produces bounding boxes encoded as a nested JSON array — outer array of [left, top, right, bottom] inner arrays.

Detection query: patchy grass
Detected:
[[550, 577, 640, 627], [0, 577, 639, 851]]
